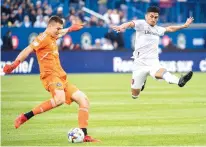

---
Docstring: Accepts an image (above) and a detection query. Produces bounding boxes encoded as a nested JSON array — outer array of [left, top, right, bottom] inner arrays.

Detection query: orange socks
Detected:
[[32, 99, 56, 115], [78, 107, 89, 128]]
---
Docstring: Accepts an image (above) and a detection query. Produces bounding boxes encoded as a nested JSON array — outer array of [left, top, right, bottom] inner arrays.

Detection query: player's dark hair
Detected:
[[48, 15, 63, 24], [147, 6, 160, 14]]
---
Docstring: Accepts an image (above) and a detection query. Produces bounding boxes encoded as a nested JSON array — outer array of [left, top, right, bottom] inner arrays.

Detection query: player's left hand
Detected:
[[68, 24, 84, 32], [184, 17, 194, 28]]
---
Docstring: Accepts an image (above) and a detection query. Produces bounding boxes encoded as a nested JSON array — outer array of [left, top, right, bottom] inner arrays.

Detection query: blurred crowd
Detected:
[[1, 0, 127, 50], [60, 29, 125, 51], [2, 0, 204, 51], [1, 0, 128, 28], [1, 0, 52, 28], [1, 0, 205, 28]]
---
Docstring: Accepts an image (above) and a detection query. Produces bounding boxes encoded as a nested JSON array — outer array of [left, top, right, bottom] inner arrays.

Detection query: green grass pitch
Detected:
[[1, 73, 206, 146]]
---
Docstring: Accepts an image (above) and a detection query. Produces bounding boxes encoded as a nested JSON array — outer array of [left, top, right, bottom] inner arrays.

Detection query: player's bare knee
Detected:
[[155, 68, 167, 79], [80, 96, 89, 109], [55, 95, 65, 105], [54, 90, 65, 105], [78, 93, 89, 108], [72, 91, 89, 108]]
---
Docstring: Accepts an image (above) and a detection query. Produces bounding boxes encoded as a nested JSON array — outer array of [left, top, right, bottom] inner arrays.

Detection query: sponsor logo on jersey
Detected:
[[56, 82, 62, 87], [144, 30, 159, 36]]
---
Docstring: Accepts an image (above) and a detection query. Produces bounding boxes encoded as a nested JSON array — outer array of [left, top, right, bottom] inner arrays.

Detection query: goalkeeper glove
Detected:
[[68, 24, 84, 32], [3, 60, 20, 74]]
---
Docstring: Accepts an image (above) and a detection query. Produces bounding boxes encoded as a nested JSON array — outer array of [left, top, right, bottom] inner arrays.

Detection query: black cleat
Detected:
[[178, 71, 193, 87], [141, 80, 147, 91]]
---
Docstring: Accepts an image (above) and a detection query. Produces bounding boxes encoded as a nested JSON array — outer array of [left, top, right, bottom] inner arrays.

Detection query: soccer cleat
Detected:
[[178, 71, 193, 87], [83, 135, 101, 142], [141, 80, 147, 91], [14, 113, 28, 129]]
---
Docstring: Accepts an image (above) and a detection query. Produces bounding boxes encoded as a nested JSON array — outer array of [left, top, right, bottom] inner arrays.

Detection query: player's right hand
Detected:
[[3, 60, 20, 74], [111, 25, 125, 33]]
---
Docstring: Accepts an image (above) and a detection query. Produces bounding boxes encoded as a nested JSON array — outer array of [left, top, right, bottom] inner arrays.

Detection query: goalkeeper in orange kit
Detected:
[[3, 15, 100, 142]]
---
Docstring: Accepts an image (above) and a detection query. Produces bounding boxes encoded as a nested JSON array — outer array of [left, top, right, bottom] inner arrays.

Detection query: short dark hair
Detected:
[[147, 6, 160, 14], [48, 15, 63, 24]]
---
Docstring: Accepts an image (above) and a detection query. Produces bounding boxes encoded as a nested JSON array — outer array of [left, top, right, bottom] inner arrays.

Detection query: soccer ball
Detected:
[[68, 128, 85, 143]]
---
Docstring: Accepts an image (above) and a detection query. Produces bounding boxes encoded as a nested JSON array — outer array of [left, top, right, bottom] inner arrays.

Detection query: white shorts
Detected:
[[131, 58, 163, 89]]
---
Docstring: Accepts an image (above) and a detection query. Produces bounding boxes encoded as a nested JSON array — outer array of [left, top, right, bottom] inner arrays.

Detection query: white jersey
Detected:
[[132, 20, 166, 60]]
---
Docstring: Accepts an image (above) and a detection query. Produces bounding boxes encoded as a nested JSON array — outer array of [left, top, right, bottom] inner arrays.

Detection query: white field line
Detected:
[[1, 146, 206, 147], [88, 125, 206, 135], [2, 98, 206, 105], [1, 146, 205, 147], [1, 90, 206, 96], [3, 111, 206, 120], [1, 85, 206, 92], [2, 125, 206, 137]]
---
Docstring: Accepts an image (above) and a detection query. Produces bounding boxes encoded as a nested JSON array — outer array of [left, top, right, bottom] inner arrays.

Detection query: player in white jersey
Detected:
[[112, 6, 194, 99]]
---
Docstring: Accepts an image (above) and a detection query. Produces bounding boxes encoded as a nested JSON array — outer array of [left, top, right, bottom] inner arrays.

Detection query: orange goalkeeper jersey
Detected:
[[29, 32, 66, 79]]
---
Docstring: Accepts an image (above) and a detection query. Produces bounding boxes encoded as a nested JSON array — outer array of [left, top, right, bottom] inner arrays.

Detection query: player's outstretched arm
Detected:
[[165, 17, 194, 32], [111, 21, 135, 33], [57, 24, 84, 38], [3, 46, 33, 74]]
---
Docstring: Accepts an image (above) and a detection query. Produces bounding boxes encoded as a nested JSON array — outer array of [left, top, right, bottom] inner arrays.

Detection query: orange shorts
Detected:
[[41, 75, 78, 105]]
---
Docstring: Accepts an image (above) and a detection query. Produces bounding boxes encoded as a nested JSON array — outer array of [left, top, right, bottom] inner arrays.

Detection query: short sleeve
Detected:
[[131, 20, 143, 30], [157, 26, 166, 36], [29, 33, 48, 51]]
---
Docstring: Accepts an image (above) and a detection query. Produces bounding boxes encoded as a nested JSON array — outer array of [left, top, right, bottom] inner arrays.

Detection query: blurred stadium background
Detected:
[[1, 0, 206, 146]]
